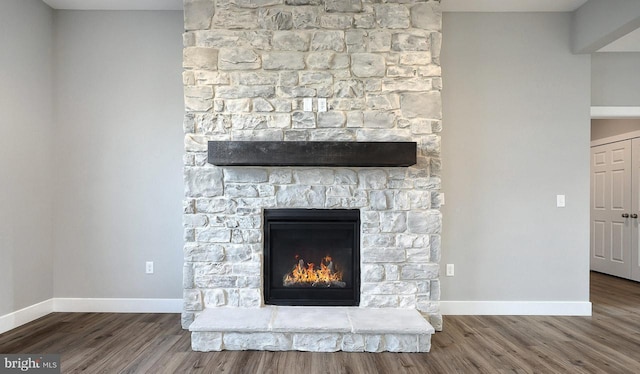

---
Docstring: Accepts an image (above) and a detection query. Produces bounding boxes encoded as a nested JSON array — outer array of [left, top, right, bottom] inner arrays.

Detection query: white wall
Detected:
[[592, 52, 640, 106], [53, 11, 185, 299], [0, 0, 54, 316], [441, 13, 591, 308]]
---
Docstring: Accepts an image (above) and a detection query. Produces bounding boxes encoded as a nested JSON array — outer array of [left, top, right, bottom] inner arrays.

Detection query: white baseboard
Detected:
[[591, 106, 640, 119], [440, 301, 592, 316], [0, 299, 54, 335], [0, 298, 182, 335], [53, 298, 182, 313]]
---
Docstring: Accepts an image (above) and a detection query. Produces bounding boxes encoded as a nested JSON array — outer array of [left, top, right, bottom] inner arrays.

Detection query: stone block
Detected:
[[194, 113, 230, 134], [259, 8, 293, 30], [184, 243, 226, 262], [276, 185, 326, 207], [299, 71, 333, 85], [321, 14, 353, 30], [391, 33, 430, 52], [184, 86, 214, 112], [184, 47, 218, 70], [192, 332, 223, 351], [360, 295, 398, 308], [183, 214, 209, 228], [182, 312, 195, 329], [269, 169, 293, 184], [292, 7, 320, 29], [226, 184, 259, 198], [212, 7, 257, 30], [231, 0, 282, 8], [185, 167, 223, 197], [294, 169, 335, 184], [361, 248, 406, 263], [384, 264, 399, 281], [364, 335, 385, 352], [218, 48, 261, 70], [362, 281, 417, 295], [292, 111, 316, 128], [385, 334, 418, 353], [362, 264, 385, 282], [399, 51, 431, 66], [326, 0, 362, 13], [351, 53, 386, 78], [311, 31, 345, 52], [407, 210, 441, 234], [376, 4, 410, 29], [196, 228, 232, 243], [293, 333, 341, 352], [354, 13, 375, 29], [253, 98, 275, 112], [225, 99, 251, 112], [317, 111, 346, 128], [342, 334, 366, 352], [223, 168, 269, 183], [184, 0, 215, 31], [368, 30, 391, 52], [273, 31, 310, 51], [400, 263, 439, 280], [232, 71, 279, 86], [216, 85, 275, 99], [239, 288, 261, 307], [363, 111, 395, 128], [203, 289, 226, 307], [223, 333, 292, 351], [335, 80, 364, 98], [335, 169, 358, 185], [309, 129, 356, 141], [306, 51, 349, 70], [411, 2, 441, 31], [196, 198, 237, 214], [379, 212, 407, 233], [263, 52, 306, 70], [183, 289, 203, 311], [358, 169, 388, 189], [401, 91, 441, 119]]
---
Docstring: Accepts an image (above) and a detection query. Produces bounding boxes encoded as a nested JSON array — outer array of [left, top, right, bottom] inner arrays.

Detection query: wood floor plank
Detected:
[[1, 272, 639, 373]]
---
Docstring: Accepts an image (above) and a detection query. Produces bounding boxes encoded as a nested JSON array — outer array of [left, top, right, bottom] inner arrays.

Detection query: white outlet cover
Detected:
[[556, 194, 566, 208], [303, 98, 313, 112], [318, 98, 327, 112]]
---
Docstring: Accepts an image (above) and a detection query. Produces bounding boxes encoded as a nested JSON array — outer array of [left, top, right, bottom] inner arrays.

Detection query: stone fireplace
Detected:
[[182, 0, 442, 352]]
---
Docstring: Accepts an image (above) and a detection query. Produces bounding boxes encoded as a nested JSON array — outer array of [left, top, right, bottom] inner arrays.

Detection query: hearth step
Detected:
[[189, 306, 435, 353]]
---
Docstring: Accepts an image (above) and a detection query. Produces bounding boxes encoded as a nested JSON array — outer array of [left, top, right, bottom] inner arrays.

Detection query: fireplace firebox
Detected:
[[263, 209, 360, 306]]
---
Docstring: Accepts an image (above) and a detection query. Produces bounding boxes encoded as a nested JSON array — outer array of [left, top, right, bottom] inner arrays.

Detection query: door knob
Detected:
[[622, 213, 630, 218], [632, 214, 638, 219]]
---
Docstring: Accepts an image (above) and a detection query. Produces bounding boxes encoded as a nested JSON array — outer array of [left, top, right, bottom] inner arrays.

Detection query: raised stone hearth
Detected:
[[190, 307, 435, 352], [182, 0, 443, 352]]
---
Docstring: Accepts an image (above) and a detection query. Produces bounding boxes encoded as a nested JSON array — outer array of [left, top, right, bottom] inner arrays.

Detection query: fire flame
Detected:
[[283, 255, 343, 286]]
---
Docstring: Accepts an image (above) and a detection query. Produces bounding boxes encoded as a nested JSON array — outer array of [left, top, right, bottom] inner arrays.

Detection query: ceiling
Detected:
[[42, 0, 638, 52]]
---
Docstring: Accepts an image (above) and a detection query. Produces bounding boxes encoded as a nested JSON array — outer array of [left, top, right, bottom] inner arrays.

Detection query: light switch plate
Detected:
[[303, 98, 313, 112], [556, 194, 566, 208]]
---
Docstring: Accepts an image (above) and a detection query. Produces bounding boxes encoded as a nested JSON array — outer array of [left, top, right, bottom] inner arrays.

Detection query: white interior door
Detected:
[[591, 140, 632, 278], [631, 139, 640, 281]]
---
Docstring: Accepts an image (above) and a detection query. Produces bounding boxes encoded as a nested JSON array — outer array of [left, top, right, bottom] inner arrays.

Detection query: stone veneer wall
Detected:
[[182, 0, 443, 330]]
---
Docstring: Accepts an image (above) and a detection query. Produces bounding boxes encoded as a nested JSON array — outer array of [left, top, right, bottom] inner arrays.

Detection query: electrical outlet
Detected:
[[557, 194, 566, 208], [446, 264, 454, 277], [318, 98, 327, 112], [146, 261, 154, 274]]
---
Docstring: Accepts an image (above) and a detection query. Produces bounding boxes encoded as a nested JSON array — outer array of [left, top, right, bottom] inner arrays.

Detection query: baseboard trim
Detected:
[[440, 301, 592, 316], [591, 106, 640, 119], [0, 298, 182, 334], [0, 299, 53, 335], [53, 298, 183, 313]]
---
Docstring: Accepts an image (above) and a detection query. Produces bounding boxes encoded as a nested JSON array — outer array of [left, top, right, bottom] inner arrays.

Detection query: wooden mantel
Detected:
[[207, 141, 417, 167]]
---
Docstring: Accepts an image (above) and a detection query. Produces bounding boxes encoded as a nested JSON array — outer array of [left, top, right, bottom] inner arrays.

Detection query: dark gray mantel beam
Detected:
[[208, 141, 417, 167], [572, 0, 640, 53]]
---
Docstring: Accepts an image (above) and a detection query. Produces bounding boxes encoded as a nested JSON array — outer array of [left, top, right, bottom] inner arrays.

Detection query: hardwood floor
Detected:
[[1, 272, 639, 373]]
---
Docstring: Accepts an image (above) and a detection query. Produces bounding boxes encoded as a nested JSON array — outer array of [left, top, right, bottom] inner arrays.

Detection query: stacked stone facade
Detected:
[[182, 0, 443, 330]]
